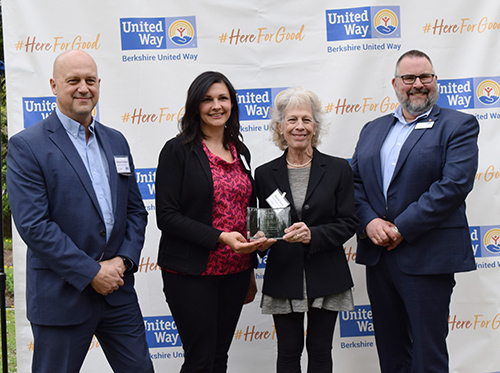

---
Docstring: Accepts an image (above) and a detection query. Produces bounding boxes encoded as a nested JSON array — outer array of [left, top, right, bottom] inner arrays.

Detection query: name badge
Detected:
[[415, 120, 434, 129], [114, 155, 131, 175]]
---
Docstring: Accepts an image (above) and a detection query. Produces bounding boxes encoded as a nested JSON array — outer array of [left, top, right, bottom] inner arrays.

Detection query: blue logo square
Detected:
[[165, 16, 197, 49], [326, 7, 371, 41], [437, 78, 474, 110], [144, 316, 181, 348], [120, 18, 167, 51], [339, 305, 374, 337], [23, 97, 57, 128], [136, 168, 156, 200]]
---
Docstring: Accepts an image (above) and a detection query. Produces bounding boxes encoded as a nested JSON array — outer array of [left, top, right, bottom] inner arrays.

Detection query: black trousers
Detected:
[[273, 308, 338, 373], [162, 269, 251, 373]]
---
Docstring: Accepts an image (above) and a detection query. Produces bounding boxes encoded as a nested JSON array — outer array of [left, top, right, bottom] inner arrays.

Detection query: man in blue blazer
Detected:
[[351, 50, 479, 372], [7, 50, 154, 372]]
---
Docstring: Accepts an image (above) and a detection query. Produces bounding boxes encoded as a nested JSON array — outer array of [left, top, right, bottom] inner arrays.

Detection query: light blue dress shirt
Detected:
[[56, 108, 114, 242], [380, 106, 432, 200]]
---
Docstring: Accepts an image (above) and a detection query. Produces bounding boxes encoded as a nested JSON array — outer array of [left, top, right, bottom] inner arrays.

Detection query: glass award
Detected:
[[247, 206, 291, 240]]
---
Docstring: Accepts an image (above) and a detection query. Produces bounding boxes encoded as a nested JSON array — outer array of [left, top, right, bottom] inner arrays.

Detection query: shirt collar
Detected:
[[392, 105, 432, 125], [56, 107, 95, 139]]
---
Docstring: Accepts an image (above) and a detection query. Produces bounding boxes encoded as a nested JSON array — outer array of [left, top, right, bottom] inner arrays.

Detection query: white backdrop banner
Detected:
[[2, 1, 500, 372]]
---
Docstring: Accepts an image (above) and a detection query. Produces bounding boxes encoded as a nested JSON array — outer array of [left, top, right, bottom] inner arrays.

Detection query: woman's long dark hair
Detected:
[[179, 71, 244, 151]]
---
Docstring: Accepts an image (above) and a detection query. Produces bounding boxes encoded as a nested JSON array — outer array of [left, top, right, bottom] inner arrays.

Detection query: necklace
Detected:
[[286, 156, 313, 168]]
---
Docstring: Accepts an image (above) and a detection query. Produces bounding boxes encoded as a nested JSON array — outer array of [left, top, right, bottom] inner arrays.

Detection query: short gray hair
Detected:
[[269, 87, 324, 151]]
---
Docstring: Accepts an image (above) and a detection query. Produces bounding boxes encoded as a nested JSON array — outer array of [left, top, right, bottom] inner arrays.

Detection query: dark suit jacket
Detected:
[[6, 111, 148, 326], [255, 148, 358, 299], [155, 135, 257, 275], [351, 105, 479, 274]]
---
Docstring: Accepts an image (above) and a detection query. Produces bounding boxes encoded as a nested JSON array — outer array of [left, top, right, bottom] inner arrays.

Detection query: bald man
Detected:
[[7, 50, 154, 372]]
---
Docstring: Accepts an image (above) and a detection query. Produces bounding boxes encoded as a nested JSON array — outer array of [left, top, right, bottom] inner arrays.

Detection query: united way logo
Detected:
[[484, 228, 500, 254], [168, 19, 195, 46], [120, 16, 197, 51], [437, 79, 473, 110], [470, 226, 500, 257], [373, 9, 398, 36], [438, 76, 500, 110], [325, 6, 400, 41], [476, 79, 500, 106], [120, 18, 167, 50], [136, 168, 156, 200], [237, 87, 287, 121], [23, 97, 57, 128], [166, 16, 197, 49], [339, 305, 374, 337], [144, 315, 181, 348], [23, 97, 99, 128]]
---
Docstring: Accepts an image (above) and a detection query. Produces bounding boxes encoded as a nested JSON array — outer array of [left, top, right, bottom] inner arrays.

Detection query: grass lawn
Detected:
[[0, 308, 17, 372], [2, 237, 17, 372]]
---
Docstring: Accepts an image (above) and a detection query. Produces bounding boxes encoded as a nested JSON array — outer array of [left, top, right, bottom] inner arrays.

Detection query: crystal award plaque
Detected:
[[247, 206, 291, 240]]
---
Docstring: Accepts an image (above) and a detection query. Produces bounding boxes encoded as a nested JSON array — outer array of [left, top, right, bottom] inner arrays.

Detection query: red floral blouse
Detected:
[[201, 141, 253, 275]]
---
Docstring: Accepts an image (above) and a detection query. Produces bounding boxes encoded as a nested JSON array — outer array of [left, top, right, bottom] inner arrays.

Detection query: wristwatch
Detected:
[[120, 256, 133, 272]]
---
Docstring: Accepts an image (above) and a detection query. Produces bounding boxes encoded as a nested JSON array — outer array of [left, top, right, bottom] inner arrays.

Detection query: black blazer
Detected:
[[156, 135, 257, 275], [255, 148, 358, 299]]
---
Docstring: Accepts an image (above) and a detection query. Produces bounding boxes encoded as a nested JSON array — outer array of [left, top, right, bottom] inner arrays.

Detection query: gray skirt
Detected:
[[261, 271, 354, 315]]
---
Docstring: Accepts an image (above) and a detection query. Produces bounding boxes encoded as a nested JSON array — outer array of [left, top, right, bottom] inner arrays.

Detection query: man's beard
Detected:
[[396, 87, 439, 117]]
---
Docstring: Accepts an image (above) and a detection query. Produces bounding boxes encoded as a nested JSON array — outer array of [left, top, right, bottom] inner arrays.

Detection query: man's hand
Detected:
[[385, 233, 404, 251], [90, 257, 126, 296], [366, 218, 403, 250]]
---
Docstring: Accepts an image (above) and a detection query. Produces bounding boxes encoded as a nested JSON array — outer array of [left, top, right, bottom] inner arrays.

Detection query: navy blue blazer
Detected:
[[155, 135, 257, 275], [255, 149, 358, 299], [7, 111, 147, 326], [351, 105, 479, 274]]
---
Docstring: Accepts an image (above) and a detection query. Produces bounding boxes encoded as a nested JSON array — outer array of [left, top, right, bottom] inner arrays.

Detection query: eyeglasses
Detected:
[[396, 74, 435, 85]]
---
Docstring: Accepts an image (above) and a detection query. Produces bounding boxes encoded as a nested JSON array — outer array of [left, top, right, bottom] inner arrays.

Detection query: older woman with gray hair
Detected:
[[255, 87, 358, 372]]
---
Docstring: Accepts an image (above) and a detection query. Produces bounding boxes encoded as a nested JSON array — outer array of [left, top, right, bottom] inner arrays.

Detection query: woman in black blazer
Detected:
[[155, 71, 270, 372], [255, 87, 359, 372]]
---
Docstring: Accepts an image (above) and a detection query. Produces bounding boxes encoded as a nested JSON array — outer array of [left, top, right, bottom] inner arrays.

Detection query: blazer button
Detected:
[[100, 231, 106, 237], [303, 204, 310, 210]]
